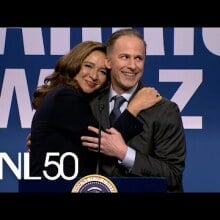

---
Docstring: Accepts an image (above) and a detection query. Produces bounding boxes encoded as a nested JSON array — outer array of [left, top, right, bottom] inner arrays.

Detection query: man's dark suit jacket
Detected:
[[30, 85, 143, 178], [90, 82, 186, 192]]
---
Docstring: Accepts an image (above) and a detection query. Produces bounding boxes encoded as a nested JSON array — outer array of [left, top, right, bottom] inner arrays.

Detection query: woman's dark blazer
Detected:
[[30, 85, 143, 178]]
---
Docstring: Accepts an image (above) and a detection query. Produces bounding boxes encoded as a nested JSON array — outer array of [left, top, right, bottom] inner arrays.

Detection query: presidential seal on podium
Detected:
[[71, 174, 118, 193]]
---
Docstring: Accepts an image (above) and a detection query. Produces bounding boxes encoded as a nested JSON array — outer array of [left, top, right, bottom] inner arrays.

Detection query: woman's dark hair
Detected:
[[32, 41, 110, 109]]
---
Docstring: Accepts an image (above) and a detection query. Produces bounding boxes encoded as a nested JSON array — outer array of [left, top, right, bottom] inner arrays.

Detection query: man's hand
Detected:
[[81, 126, 127, 161]]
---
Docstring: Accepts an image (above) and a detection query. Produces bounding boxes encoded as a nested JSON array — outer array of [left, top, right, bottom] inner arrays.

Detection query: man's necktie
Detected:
[[109, 96, 126, 126]]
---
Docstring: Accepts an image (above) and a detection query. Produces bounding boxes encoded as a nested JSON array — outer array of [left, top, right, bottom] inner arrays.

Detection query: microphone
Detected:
[[96, 103, 104, 174]]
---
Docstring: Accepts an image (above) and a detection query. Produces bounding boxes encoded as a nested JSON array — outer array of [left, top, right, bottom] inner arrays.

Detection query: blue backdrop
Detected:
[[0, 27, 219, 192]]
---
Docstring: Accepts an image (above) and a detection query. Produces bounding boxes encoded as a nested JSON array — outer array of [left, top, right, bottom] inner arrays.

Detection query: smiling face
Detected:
[[105, 35, 145, 94], [74, 50, 108, 94]]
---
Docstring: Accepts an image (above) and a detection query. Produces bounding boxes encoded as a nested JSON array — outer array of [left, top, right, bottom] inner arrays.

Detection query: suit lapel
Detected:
[[90, 91, 111, 129]]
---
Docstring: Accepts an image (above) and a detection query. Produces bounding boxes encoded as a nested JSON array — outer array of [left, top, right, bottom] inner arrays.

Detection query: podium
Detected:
[[19, 176, 167, 192]]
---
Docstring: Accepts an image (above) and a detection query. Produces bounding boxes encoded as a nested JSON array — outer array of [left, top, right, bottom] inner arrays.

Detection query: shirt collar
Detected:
[[109, 84, 138, 102]]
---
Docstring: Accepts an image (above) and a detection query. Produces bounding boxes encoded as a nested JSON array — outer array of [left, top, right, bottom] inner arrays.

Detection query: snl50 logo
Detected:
[[0, 152, 79, 180]]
